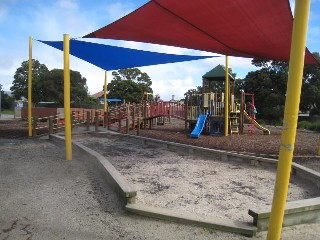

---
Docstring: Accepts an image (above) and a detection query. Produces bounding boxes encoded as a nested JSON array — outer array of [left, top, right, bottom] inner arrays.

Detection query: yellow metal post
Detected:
[[28, 36, 32, 137], [224, 55, 229, 136], [267, 1, 311, 239], [104, 71, 107, 113], [63, 34, 72, 160]]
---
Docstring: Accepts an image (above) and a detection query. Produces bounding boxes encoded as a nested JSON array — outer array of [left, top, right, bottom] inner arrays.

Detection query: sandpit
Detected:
[[76, 134, 319, 223]]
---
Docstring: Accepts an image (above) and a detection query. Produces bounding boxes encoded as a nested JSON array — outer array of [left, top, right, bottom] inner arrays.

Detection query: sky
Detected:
[[0, 0, 319, 101]]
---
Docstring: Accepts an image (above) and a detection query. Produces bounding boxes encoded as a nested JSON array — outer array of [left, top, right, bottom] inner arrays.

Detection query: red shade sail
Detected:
[[84, 0, 317, 64]]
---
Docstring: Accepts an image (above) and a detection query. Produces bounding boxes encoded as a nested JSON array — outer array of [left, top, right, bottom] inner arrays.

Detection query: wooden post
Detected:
[[49, 116, 53, 134], [126, 106, 129, 133], [107, 111, 111, 130], [132, 104, 135, 130], [118, 110, 121, 132], [32, 117, 37, 137], [126, 118, 129, 133], [104, 111, 107, 128], [71, 111, 75, 131], [53, 115, 58, 133], [86, 111, 90, 131], [95, 111, 99, 132], [143, 101, 146, 129], [137, 117, 140, 136]]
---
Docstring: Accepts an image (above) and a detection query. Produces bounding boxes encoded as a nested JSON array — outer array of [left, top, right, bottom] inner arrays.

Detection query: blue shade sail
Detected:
[[38, 40, 217, 71]]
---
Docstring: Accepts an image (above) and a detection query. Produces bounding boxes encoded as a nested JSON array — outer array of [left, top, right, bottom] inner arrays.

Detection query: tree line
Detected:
[[7, 53, 320, 124], [9, 60, 154, 107]]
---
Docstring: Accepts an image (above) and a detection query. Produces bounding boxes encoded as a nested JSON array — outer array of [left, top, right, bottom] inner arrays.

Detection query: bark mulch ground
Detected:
[[1, 119, 319, 170]]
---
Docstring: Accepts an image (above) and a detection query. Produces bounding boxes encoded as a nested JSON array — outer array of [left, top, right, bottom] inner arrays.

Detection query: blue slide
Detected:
[[190, 113, 208, 138]]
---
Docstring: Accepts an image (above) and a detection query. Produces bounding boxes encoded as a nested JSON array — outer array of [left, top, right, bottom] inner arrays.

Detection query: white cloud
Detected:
[[55, 0, 79, 10], [151, 76, 195, 101], [309, 26, 320, 36], [29, 1, 91, 39], [0, 4, 8, 23], [103, 2, 136, 22]]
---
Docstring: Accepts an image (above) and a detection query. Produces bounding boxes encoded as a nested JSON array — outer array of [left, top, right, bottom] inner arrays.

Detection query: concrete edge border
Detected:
[[248, 197, 320, 231], [126, 203, 257, 237], [50, 134, 137, 203]]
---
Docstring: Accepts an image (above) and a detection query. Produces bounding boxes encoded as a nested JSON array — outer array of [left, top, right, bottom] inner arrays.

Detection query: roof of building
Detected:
[[91, 91, 104, 99], [202, 65, 235, 81]]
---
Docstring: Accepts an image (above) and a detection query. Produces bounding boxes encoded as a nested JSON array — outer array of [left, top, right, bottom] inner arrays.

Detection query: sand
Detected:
[[77, 135, 319, 223]]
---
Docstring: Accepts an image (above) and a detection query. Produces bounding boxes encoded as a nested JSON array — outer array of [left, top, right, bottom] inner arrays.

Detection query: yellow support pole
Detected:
[[224, 55, 229, 136], [63, 34, 72, 160], [267, 1, 311, 239], [104, 71, 108, 113], [28, 36, 32, 137]]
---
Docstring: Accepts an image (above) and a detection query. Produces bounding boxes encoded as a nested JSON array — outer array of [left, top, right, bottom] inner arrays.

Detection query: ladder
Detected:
[[247, 113, 255, 134], [229, 112, 239, 135]]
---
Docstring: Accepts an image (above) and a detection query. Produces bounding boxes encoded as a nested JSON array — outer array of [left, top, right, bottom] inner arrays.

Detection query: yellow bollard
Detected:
[[104, 71, 108, 113], [267, 1, 311, 239], [28, 36, 33, 137], [224, 55, 229, 136], [63, 34, 72, 160]]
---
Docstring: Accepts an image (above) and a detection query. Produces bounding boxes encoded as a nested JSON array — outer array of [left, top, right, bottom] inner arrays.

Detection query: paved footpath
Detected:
[[0, 114, 14, 120], [1, 138, 319, 240]]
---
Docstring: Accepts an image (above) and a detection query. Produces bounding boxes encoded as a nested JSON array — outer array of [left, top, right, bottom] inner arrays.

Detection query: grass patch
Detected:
[[297, 121, 320, 133], [1, 109, 14, 115]]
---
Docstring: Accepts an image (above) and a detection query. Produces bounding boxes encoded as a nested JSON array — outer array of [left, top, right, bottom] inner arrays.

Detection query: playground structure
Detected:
[[240, 92, 270, 135], [186, 65, 270, 138], [30, 65, 269, 137]]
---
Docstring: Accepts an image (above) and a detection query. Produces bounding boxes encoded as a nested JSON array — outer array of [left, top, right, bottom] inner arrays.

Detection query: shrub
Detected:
[[297, 121, 320, 132]]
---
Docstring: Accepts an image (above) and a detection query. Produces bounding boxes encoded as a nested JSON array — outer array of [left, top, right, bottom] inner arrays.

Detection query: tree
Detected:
[[243, 66, 288, 120], [43, 69, 89, 105], [11, 59, 90, 105], [108, 68, 153, 103], [182, 86, 203, 105], [182, 67, 242, 103], [11, 59, 49, 101], [154, 94, 161, 102], [300, 52, 320, 115], [244, 53, 320, 120], [1, 91, 15, 110], [244, 52, 320, 120]]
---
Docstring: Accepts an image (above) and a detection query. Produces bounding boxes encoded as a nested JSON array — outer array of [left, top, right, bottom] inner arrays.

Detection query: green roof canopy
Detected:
[[202, 65, 235, 82]]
